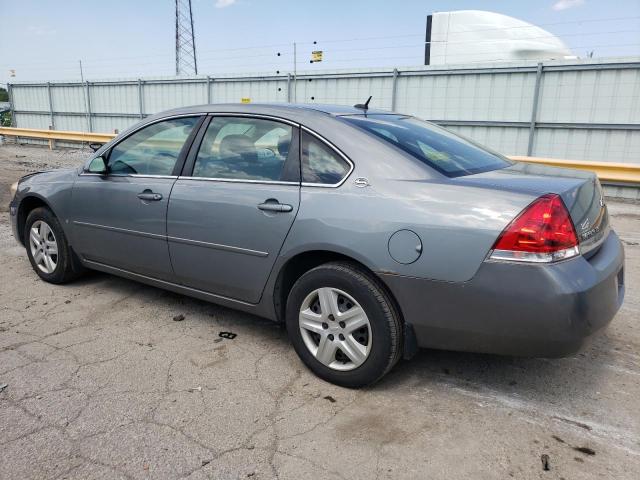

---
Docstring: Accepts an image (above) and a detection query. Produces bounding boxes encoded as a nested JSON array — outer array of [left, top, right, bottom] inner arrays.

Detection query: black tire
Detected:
[[24, 207, 83, 284], [286, 261, 402, 388]]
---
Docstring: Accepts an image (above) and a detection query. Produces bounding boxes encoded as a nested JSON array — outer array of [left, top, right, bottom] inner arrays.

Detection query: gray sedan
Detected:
[[9, 103, 625, 387]]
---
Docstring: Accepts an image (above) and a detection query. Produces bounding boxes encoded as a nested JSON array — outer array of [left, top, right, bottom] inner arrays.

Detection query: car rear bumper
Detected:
[[380, 230, 625, 357]]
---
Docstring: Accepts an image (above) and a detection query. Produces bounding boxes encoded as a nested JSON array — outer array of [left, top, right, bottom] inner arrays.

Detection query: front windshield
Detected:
[[342, 114, 511, 178]]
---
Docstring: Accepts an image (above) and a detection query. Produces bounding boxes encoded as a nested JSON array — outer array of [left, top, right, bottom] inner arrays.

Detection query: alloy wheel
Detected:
[[298, 287, 372, 371], [29, 220, 58, 274]]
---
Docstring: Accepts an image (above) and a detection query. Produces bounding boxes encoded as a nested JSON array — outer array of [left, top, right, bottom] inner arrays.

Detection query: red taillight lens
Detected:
[[491, 194, 579, 262]]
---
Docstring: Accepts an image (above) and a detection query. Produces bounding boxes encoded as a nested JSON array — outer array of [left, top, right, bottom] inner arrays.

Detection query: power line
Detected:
[[4, 14, 640, 70]]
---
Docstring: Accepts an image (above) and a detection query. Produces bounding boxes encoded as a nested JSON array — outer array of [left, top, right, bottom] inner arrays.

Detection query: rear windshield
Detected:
[[342, 114, 511, 178]]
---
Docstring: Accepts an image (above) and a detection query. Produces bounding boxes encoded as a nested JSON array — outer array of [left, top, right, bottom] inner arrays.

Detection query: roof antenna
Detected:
[[354, 96, 372, 110]]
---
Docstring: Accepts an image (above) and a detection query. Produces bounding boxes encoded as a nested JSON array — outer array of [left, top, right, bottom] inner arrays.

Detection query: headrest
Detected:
[[220, 135, 255, 159]]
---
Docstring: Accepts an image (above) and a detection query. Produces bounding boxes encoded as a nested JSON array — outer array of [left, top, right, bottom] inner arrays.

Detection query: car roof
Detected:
[[151, 102, 395, 122]]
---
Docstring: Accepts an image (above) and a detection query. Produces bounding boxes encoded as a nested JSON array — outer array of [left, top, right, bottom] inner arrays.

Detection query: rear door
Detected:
[[167, 115, 300, 303], [71, 116, 202, 280]]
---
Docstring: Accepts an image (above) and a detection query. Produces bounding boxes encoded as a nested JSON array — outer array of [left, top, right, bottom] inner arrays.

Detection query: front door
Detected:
[[71, 116, 202, 280], [167, 115, 300, 303]]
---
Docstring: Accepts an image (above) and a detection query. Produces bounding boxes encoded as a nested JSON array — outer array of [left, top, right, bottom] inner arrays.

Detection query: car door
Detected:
[[71, 115, 203, 281], [167, 115, 300, 303]]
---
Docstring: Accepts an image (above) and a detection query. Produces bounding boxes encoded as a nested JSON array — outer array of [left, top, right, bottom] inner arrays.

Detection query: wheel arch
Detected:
[[273, 248, 419, 361], [273, 249, 405, 326], [16, 194, 55, 246]]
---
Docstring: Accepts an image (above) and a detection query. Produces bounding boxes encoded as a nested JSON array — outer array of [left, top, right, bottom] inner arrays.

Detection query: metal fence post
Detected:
[[527, 62, 543, 156], [138, 79, 144, 119], [7, 83, 16, 128], [46, 82, 55, 129], [287, 73, 292, 103], [85, 81, 93, 132], [391, 68, 399, 112], [46, 83, 56, 149], [206, 76, 212, 104]]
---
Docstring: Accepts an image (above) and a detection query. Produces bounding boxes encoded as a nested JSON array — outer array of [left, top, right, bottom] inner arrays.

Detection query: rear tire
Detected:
[[286, 261, 402, 388], [25, 207, 83, 284]]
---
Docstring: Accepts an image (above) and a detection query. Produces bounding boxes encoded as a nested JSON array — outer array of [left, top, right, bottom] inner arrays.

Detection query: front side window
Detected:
[[301, 132, 351, 185], [108, 117, 199, 176], [192, 117, 294, 181], [342, 114, 511, 178]]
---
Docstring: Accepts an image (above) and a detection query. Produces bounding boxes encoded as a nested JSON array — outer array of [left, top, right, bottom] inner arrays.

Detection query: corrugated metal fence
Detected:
[[7, 57, 640, 164]]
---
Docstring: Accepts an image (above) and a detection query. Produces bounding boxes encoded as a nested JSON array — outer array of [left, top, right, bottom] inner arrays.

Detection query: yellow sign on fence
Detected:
[[311, 51, 323, 62], [241, 97, 251, 103]]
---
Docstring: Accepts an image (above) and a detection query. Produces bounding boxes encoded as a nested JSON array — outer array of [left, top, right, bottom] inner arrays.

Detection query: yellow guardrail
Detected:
[[1, 127, 639, 184], [509, 156, 640, 184], [0, 127, 115, 144]]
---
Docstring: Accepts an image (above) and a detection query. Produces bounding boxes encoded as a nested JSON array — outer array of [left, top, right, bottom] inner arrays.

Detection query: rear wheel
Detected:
[[286, 262, 402, 388], [25, 207, 82, 284]]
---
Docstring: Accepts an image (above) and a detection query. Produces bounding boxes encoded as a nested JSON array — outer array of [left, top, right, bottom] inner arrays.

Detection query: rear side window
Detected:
[[108, 117, 199, 175], [342, 115, 511, 178], [192, 117, 294, 181], [301, 131, 351, 185]]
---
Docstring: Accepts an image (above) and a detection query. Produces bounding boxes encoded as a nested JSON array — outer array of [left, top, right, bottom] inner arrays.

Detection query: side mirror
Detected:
[[89, 142, 103, 153], [87, 155, 108, 175]]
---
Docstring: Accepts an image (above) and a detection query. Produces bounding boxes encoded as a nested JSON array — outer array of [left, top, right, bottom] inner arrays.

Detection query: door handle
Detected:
[[257, 201, 293, 213], [137, 191, 163, 201]]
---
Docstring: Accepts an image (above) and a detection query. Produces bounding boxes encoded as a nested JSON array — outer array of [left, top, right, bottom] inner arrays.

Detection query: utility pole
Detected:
[[175, 0, 198, 75], [79, 60, 90, 133], [293, 42, 297, 103]]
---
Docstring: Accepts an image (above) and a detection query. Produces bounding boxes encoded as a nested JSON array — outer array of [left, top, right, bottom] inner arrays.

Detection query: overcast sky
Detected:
[[1, 0, 639, 85]]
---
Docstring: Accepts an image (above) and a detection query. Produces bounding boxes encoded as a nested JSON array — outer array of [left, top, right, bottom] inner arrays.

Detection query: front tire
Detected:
[[286, 262, 402, 388], [25, 207, 82, 284]]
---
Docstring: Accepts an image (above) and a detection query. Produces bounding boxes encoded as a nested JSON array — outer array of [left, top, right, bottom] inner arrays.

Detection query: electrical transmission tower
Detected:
[[175, 0, 198, 75]]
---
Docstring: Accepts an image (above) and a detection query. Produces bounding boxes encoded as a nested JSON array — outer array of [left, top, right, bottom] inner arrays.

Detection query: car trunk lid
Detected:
[[452, 162, 609, 257]]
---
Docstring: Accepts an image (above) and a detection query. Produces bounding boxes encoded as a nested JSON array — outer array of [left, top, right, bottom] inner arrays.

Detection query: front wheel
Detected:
[[25, 207, 82, 284], [286, 262, 402, 388]]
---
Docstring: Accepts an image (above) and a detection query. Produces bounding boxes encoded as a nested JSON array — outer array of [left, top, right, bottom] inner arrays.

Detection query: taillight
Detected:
[[489, 194, 579, 263]]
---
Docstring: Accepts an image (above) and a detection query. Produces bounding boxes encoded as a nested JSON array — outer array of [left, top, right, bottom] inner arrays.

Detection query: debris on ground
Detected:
[[218, 331, 237, 339], [551, 433, 596, 457], [323, 395, 336, 403], [173, 314, 185, 322], [0, 383, 7, 393], [541, 454, 550, 471], [574, 446, 596, 456], [188, 386, 202, 392]]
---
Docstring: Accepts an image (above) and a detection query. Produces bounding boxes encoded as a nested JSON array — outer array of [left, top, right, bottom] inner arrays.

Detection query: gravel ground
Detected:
[[0, 144, 639, 480]]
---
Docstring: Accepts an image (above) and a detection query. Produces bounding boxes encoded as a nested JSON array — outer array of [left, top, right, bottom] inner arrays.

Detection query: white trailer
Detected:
[[425, 10, 575, 65]]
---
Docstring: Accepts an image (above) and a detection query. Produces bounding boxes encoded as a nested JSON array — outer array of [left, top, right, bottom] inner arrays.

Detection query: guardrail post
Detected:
[[85, 81, 93, 132], [206, 76, 212, 104], [527, 62, 543, 156], [138, 79, 144, 119], [48, 125, 55, 150], [391, 68, 399, 112]]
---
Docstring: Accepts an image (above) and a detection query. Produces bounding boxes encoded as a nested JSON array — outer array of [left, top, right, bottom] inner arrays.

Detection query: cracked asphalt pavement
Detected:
[[0, 144, 639, 479]]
